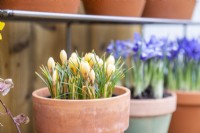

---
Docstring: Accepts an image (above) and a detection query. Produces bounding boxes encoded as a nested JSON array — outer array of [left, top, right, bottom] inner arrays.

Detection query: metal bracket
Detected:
[[66, 23, 72, 54]]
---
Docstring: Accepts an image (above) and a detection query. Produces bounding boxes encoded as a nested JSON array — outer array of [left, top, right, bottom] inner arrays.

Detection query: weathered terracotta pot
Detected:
[[169, 91, 200, 133], [0, 0, 80, 13], [142, 0, 196, 19], [126, 92, 177, 133], [82, 0, 146, 17], [32, 86, 130, 133]]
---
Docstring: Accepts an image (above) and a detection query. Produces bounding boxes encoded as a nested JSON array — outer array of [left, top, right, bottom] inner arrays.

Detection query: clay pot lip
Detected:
[[174, 90, 200, 95], [172, 90, 200, 106], [130, 92, 177, 117], [32, 85, 130, 102]]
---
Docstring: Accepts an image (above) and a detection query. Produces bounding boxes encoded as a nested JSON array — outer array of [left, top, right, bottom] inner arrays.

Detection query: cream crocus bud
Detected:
[[47, 57, 55, 71], [52, 69, 58, 82], [106, 55, 115, 65], [89, 69, 95, 84], [80, 61, 90, 79], [60, 50, 67, 65], [98, 58, 103, 66], [106, 64, 116, 77], [71, 52, 78, 59]]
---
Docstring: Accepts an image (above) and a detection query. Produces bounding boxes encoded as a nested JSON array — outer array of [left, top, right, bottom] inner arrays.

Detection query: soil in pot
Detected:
[[0, 0, 80, 13], [82, 0, 146, 17], [131, 85, 172, 99]]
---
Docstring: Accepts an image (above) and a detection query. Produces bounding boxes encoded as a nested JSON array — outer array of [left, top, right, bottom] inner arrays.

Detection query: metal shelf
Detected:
[[1, 10, 200, 25]]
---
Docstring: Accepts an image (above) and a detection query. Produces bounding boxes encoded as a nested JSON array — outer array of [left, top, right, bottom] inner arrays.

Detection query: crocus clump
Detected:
[[36, 50, 125, 99], [107, 33, 179, 99]]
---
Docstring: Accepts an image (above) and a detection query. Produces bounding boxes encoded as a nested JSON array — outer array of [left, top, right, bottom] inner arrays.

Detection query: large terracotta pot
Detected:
[[169, 91, 200, 133], [142, 0, 196, 19], [126, 92, 177, 133], [82, 0, 146, 17], [32, 86, 130, 133], [0, 0, 80, 13]]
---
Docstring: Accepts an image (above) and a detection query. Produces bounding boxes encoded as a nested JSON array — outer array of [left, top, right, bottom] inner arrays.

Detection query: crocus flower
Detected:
[[0, 22, 5, 40]]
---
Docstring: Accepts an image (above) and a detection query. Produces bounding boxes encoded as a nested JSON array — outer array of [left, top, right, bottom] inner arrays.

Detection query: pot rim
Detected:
[[32, 85, 130, 102], [130, 92, 177, 117], [174, 90, 200, 106]]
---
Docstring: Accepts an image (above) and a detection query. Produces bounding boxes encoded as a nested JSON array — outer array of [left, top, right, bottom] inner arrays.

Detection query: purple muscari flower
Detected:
[[177, 37, 200, 61], [106, 39, 134, 59], [106, 42, 115, 54], [132, 33, 143, 52]]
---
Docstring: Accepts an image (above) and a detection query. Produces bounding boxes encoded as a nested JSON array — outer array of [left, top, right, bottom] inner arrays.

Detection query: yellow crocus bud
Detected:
[[106, 64, 116, 77], [106, 55, 115, 65], [47, 57, 55, 71], [60, 50, 67, 65], [80, 60, 90, 79], [69, 56, 79, 74], [84, 53, 95, 67], [89, 69, 95, 84]]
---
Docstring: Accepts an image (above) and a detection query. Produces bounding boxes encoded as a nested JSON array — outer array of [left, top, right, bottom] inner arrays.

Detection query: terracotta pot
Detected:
[[142, 0, 196, 19], [0, 0, 80, 13], [32, 86, 130, 133], [169, 91, 200, 133], [82, 0, 146, 17], [126, 92, 177, 133]]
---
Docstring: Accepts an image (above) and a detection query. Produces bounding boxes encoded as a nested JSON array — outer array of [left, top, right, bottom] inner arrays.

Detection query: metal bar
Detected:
[[1, 10, 200, 25], [183, 24, 187, 37], [66, 23, 72, 54]]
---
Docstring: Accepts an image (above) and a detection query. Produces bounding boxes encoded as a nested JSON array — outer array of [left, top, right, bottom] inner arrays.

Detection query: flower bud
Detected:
[[52, 69, 58, 82], [89, 69, 95, 84], [70, 52, 78, 59], [106, 64, 115, 77], [106, 55, 115, 65], [80, 61, 90, 79], [69, 56, 79, 74], [98, 58, 103, 66], [84, 53, 95, 67], [47, 57, 55, 71], [60, 50, 67, 65]]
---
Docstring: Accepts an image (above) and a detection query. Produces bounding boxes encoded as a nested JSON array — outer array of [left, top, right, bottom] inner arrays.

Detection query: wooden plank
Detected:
[[90, 25, 141, 54], [0, 22, 33, 133]]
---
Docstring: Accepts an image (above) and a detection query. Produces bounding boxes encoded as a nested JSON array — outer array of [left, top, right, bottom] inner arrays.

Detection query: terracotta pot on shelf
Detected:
[[142, 0, 196, 19], [82, 0, 146, 17], [32, 86, 130, 133], [169, 91, 200, 133], [126, 92, 177, 133], [0, 0, 80, 13]]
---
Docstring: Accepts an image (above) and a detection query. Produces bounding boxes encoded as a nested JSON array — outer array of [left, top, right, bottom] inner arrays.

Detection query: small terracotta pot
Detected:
[[0, 0, 80, 13], [169, 91, 200, 133], [32, 86, 130, 133], [82, 0, 146, 17], [126, 92, 177, 133], [142, 0, 196, 19]]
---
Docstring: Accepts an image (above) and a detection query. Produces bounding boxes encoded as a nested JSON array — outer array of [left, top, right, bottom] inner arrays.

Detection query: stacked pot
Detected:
[[0, 0, 196, 19], [82, 0, 196, 19]]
